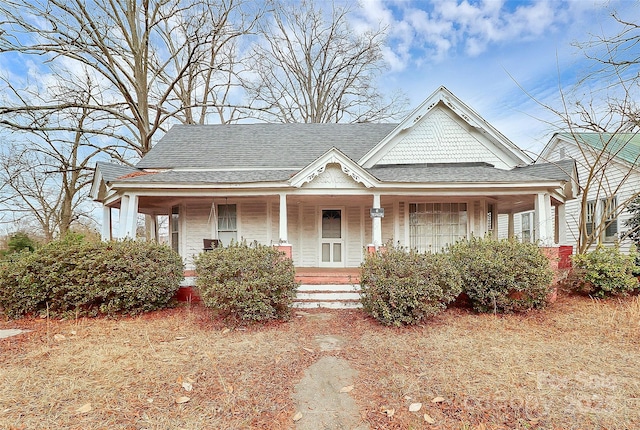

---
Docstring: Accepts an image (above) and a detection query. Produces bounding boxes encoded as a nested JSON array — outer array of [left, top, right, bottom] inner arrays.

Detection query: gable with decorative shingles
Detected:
[[359, 86, 532, 170], [374, 106, 508, 168]]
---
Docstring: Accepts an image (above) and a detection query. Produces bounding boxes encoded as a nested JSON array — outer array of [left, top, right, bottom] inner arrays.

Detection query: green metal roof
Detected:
[[558, 132, 640, 166]]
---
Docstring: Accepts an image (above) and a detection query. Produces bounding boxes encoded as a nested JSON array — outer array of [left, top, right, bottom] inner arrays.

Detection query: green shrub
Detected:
[[570, 245, 639, 297], [0, 238, 184, 319], [194, 242, 298, 323], [447, 237, 554, 313], [359, 245, 463, 326]]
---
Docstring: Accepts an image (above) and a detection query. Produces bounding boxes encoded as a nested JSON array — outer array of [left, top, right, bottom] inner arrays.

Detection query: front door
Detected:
[[320, 208, 344, 267]]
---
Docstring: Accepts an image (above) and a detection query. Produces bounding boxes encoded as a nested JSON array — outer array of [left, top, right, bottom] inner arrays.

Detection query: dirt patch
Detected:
[[293, 356, 368, 430]]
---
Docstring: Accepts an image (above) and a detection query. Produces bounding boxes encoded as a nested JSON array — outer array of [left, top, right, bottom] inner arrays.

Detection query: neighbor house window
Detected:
[[585, 200, 596, 239], [521, 212, 533, 243], [217, 204, 237, 245], [170, 205, 179, 253], [602, 196, 618, 242], [409, 202, 467, 252]]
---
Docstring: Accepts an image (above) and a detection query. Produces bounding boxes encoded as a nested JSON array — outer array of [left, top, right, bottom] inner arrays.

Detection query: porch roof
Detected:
[[98, 159, 573, 186]]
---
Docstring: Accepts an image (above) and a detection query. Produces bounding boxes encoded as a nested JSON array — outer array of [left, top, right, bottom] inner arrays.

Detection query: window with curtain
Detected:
[[409, 202, 467, 252]]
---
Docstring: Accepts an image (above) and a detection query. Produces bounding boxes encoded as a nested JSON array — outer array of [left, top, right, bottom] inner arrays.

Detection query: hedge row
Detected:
[[0, 237, 184, 318], [360, 237, 555, 325]]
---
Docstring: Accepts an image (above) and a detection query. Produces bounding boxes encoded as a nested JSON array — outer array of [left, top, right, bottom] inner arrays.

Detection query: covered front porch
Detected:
[[102, 188, 570, 271]]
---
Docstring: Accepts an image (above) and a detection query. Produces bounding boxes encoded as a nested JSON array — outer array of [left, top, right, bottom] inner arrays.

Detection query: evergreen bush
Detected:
[[570, 245, 639, 297], [0, 237, 184, 318], [448, 237, 554, 313], [194, 242, 298, 323], [359, 245, 463, 326]]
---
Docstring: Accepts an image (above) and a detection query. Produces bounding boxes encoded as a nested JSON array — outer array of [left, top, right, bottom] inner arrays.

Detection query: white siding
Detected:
[[543, 142, 639, 253], [381, 202, 394, 245], [239, 201, 268, 244], [183, 202, 214, 269], [300, 203, 317, 266], [346, 205, 364, 267], [288, 202, 302, 266]]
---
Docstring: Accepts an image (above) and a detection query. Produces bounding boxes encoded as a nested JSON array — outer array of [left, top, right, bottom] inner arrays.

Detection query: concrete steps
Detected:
[[178, 268, 363, 309], [293, 284, 362, 309]]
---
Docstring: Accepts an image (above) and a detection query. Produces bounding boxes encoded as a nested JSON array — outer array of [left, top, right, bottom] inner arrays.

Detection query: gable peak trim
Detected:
[[289, 147, 378, 188]]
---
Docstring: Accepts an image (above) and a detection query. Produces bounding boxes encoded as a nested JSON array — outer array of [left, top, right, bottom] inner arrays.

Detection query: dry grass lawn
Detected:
[[1, 294, 639, 429]]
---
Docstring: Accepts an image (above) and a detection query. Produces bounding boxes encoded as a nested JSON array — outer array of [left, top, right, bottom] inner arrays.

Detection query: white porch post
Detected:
[[118, 195, 130, 239], [556, 203, 567, 244], [279, 192, 288, 243], [119, 194, 139, 239], [534, 193, 553, 245], [372, 193, 382, 247], [507, 212, 514, 239], [101, 206, 112, 241], [148, 215, 158, 242]]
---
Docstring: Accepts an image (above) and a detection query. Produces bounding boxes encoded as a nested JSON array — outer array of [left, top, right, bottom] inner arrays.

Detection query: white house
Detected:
[[90, 86, 578, 272], [536, 132, 640, 254]]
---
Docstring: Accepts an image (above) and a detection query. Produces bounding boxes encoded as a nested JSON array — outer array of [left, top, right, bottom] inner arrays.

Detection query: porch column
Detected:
[[101, 206, 112, 241], [556, 203, 567, 244], [507, 212, 514, 239], [534, 193, 553, 245], [119, 193, 139, 239], [279, 193, 288, 243], [372, 193, 382, 247], [148, 215, 158, 242]]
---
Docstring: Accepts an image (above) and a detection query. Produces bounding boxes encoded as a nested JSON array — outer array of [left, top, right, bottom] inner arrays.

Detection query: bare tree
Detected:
[[0, 0, 258, 239], [0, 80, 100, 239], [243, 0, 407, 123], [0, 0, 257, 161], [532, 13, 640, 254]]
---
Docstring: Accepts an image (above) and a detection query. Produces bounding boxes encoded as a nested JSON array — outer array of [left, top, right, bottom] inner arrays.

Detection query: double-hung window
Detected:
[[521, 212, 533, 243], [601, 196, 618, 242], [217, 204, 237, 245]]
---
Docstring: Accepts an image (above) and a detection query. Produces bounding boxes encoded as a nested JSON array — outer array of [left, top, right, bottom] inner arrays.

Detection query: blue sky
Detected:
[[354, 0, 640, 156]]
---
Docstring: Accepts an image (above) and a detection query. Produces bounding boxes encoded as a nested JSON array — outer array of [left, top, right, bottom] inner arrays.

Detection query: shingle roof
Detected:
[[367, 162, 568, 183], [96, 161, 140, 182], [109, 162, 570, 185], [514, 159, 576, 182], [557, 132, 640, 166], [136, 123, 399, 169], [113, 169, 300, 184]]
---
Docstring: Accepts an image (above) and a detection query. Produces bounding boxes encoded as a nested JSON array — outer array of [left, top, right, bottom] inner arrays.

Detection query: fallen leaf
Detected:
[[408, 402, 422, 412], [75, 403, 92, 413], [431, 396, 445, 403], [339, 385, 354, 393], [176, 376, 183, 384], [226, 384, 234, 394], [222, 328, 231, 334], [424, 413, 436, 424], [53, 334, 66, 341], [292, 411, 303, 422], [382, 408, 395, 417], [70, 330, 77, 335], [175, 396, 190, 404], [181, 382, 193, 392]]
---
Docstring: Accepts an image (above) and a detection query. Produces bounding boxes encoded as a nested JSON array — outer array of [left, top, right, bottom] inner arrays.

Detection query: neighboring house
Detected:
[[90, 86, 578, 271], [537, 132, 640, 253]]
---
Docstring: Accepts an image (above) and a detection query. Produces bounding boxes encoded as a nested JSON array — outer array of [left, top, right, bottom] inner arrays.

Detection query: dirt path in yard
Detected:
[[292, 312, 369, 430]]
